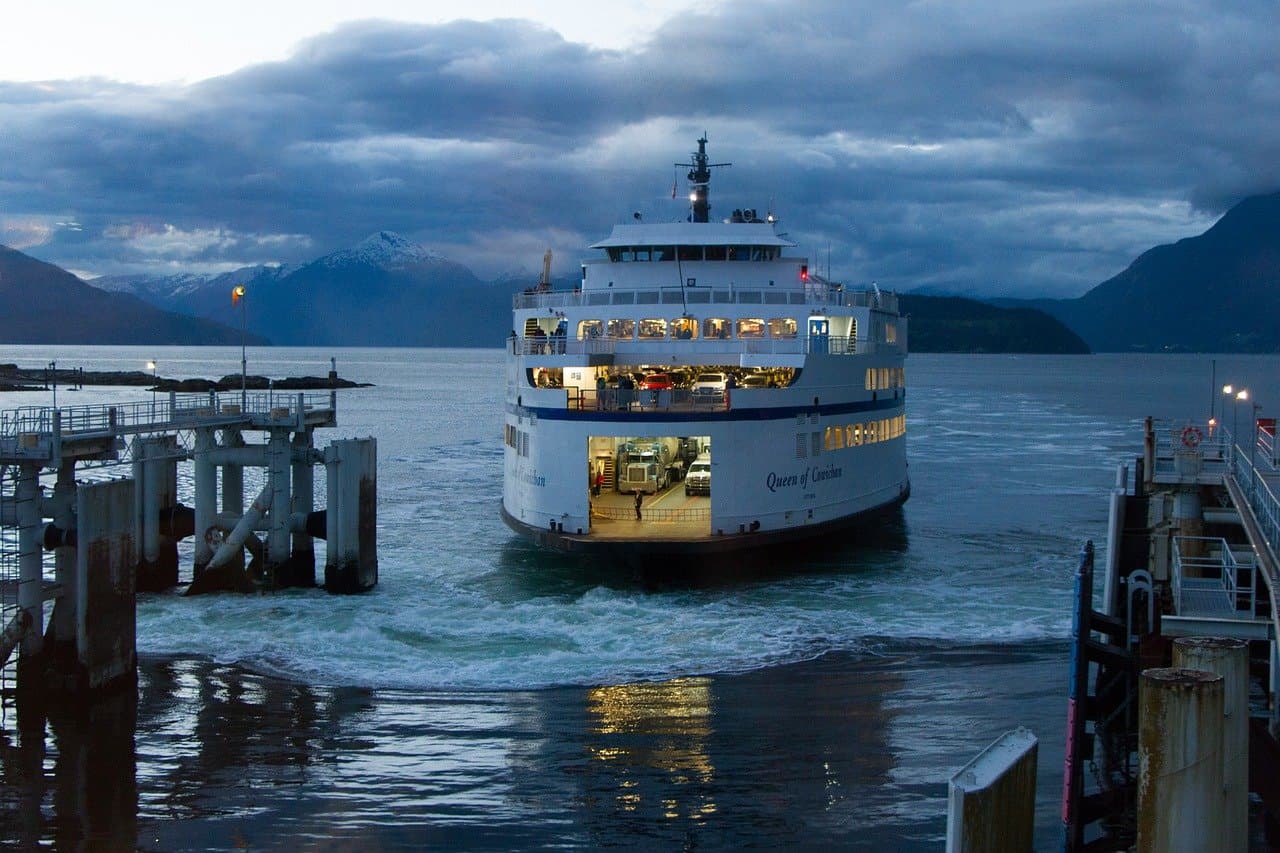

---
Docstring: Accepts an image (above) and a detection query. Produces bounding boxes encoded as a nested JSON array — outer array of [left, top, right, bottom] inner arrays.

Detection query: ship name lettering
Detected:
[[766, 472, 800, 492], [810, 464, 843, 483]]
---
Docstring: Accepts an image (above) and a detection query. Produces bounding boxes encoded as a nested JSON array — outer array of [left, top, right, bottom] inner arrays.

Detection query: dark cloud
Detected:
[[0, 1, 1276, 296]]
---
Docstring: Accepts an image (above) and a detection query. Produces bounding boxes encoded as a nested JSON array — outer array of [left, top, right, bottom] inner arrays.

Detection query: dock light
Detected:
[[1231, 388, 1250, 463], [800, 264, 809, 282], [147, 360, 157, 412], [1223, 384, 1233, 395]]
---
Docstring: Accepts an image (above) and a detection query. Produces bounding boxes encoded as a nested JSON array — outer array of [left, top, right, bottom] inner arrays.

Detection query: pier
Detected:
[[0, 388, 377, 694], [949, 413, 1280, 848]]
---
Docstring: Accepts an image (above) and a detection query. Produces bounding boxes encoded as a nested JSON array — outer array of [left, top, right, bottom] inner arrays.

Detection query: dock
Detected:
[[1, 387, 377, 694], [949, 414, 1280, 849]]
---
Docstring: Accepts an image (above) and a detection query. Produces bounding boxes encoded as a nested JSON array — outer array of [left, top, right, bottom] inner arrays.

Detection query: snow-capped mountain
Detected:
[[85, 232, 520, 347], [319, 231, 447, 270]]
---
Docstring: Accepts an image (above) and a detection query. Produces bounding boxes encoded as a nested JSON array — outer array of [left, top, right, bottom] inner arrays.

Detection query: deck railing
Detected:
[[591, 505, 710, 523], [514, 334, 888, 358], [1172, 535, 1261, 619], [514, 284, 898, 312]]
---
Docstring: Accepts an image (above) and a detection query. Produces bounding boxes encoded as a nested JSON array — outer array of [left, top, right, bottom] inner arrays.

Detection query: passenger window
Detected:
[[768, 318, 797, 338], [703, 318, 731, 339], [736, 318, 765, 338], [670, 318, 697, 340], [607, 319, 635, 338], [578, 319, 603, 340], [638, 318, 667, 339]]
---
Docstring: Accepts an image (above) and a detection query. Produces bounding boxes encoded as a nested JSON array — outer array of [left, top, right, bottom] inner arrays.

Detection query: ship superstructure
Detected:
[[501, 137, 909, 563]]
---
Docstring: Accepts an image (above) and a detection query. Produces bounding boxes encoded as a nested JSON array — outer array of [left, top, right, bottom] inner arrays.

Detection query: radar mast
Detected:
[[676, 135, 730, 223]]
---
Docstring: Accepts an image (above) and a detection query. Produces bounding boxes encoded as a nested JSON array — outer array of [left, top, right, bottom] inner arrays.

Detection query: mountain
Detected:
[[96, 232, 521, 347], [94, 264, 295, 323], [0, 245, 269, 345], [897, 294, 1090, 353], [999, 190, 1280, 352]]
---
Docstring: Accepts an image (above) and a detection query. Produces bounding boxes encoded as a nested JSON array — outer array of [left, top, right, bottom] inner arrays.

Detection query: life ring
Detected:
[[1180, 425, 1204, 449]]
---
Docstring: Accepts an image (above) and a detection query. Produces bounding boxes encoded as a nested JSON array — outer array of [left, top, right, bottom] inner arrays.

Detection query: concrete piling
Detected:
[[1172, 637, 1248, 853], [16, 463, 43, 660], [288, 426, 317, 587], [324, 437, 377, 593], [1137, 667, 1225, 852], [68, 479, 137, 691], [132, 435, 180, 590]]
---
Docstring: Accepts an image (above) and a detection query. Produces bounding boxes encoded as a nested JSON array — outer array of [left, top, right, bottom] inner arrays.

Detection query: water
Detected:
[[2, 346, 1277, 849]]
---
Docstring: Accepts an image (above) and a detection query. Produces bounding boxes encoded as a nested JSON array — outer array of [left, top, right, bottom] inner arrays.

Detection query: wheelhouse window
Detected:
[[768, 318, 797, 338], [578, 319, 604, 340], [638, 318, 667, 339], [678, 246, 701, 261], [736, 318, 765, 338], [704, 246, 726, 261], [703, 318, 731, 339], [607, 319, 635, 338], [670, 317, 697, 340]]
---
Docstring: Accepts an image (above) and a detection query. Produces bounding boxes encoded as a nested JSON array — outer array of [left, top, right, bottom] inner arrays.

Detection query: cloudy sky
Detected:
[[1, 0, 1276, 297]]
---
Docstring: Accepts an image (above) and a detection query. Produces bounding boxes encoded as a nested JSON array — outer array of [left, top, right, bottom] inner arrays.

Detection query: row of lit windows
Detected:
[[504, 424, 530, 457], [865, 367, 906, 391], [794, 415, 906, 458], [578, 317, 811, 340], [606, 246, 783, 263]]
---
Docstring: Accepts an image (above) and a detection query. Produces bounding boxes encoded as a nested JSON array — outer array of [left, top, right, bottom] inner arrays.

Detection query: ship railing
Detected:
[[591, 505, 710, 523], [513, 284, 896, 311], [568, 388, 730, 413], [516, 334, 897, 358], [1171, 535, 1261, 619]]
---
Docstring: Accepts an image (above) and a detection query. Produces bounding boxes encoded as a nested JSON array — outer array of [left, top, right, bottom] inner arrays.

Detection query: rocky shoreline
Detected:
[[0, 363, 371, 393]]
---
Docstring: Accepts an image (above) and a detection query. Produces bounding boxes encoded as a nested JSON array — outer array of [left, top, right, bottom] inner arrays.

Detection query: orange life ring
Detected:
[[1180, 425, 1204, 449]]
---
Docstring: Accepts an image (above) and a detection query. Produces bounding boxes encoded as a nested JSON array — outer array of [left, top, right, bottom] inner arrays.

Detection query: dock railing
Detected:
[[1171, 535, 1261, 619]]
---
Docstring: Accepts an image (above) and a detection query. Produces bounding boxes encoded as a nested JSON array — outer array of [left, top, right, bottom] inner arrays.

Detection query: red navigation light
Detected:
[[800, 264, 808, 281]]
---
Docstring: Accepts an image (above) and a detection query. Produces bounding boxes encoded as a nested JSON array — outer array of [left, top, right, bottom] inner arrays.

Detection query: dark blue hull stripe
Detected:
[[509, 395, 904, 422]]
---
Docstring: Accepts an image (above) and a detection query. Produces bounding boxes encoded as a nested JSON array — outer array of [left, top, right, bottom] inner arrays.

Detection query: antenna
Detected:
[[675, 134, 730, 223]]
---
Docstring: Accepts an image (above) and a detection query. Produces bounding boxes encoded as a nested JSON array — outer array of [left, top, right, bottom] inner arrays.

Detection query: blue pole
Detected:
[[1062, 540, 1094, 852]]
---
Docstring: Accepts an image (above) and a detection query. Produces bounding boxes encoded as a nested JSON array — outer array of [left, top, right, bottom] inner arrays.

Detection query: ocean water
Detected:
[[2, 346, 1277, 849]]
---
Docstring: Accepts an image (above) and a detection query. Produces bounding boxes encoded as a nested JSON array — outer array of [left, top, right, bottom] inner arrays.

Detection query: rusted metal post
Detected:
[[946, 727, 1038, 852], [1137, 667, 1225, 852], [1172, 637, 1248, 852]]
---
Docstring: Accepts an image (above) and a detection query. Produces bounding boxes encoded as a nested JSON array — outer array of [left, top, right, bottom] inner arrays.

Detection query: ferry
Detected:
[[501, 136, 909, 564]]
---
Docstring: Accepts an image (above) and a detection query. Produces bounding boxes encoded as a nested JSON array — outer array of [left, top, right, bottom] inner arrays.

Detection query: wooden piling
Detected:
[[946, 727, 1038, 852]]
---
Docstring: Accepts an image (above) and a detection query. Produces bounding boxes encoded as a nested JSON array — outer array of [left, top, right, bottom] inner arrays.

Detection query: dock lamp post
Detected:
[[49, 360, 56, 408], [1232, 389, 1249, 470], [232, 284, 247, 408], [1252, 402, 1263, 493]]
